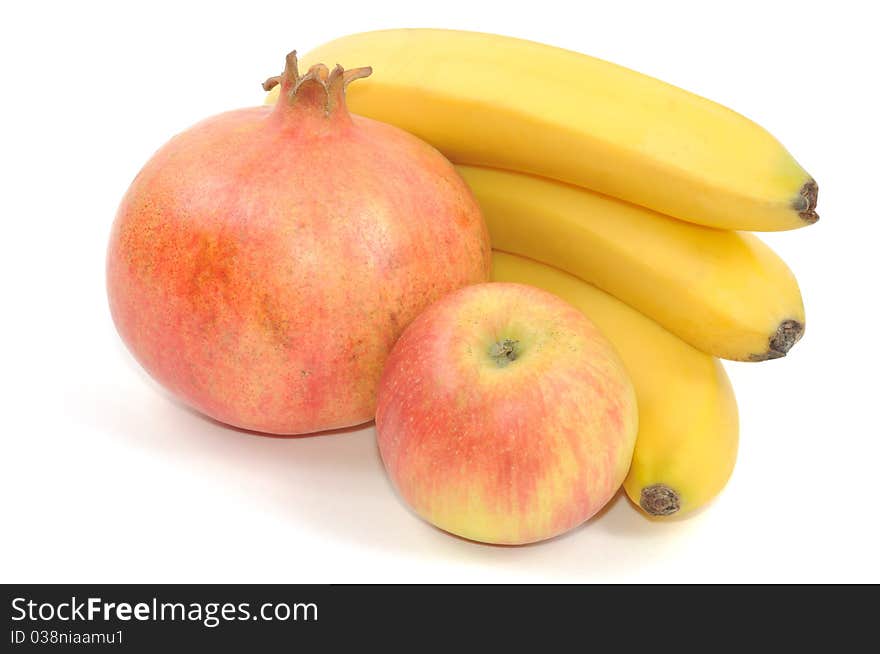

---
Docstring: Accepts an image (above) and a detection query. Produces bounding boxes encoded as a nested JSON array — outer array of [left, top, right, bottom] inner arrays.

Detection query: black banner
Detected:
[[2, 584, 872, 650]]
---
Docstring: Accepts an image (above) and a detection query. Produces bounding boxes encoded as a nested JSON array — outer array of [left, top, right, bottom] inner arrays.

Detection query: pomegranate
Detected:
[[107, 51, 490, 435]]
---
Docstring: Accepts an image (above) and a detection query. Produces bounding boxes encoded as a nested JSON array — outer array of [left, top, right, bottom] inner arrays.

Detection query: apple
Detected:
[[375, 282, 638, 544]]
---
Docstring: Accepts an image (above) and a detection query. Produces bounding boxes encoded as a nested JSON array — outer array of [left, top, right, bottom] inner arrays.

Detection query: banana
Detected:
[[460, 165, 805, 362], [492, 251, 739, 518], [267, 29, 818, 231]]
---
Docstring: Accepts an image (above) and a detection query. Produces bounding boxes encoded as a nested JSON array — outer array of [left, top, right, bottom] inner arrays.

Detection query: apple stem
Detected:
[[489, 338, 519, 368]]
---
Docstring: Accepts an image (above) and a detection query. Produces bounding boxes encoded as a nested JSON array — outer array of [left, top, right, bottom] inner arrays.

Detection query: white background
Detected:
[[2, 0, 878, 583]]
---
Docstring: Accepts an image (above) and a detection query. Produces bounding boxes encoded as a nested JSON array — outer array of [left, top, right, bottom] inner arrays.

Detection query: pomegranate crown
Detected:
[[262, 50, 372, 116]]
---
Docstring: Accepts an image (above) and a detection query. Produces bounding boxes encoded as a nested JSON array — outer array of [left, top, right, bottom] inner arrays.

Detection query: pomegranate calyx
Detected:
[[263, 50, 371, 117]]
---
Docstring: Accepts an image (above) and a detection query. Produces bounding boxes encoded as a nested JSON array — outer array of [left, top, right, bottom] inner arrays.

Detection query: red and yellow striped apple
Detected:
[[376, 282, 638, 545]]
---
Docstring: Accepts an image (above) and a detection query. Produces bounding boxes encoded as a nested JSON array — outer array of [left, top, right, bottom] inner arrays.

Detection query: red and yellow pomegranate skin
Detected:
[[376, 283, 638, 544], [106, 55, 490, 435]]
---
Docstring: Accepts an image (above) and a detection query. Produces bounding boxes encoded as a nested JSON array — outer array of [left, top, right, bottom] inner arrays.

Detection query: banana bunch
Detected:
[[267, 29, 817, 518]]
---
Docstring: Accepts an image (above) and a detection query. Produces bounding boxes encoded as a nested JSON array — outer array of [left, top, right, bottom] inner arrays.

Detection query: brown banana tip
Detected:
[[640, 484, 681, 517], [748, 320, 804, 361], [793, 179, 819, 224]]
